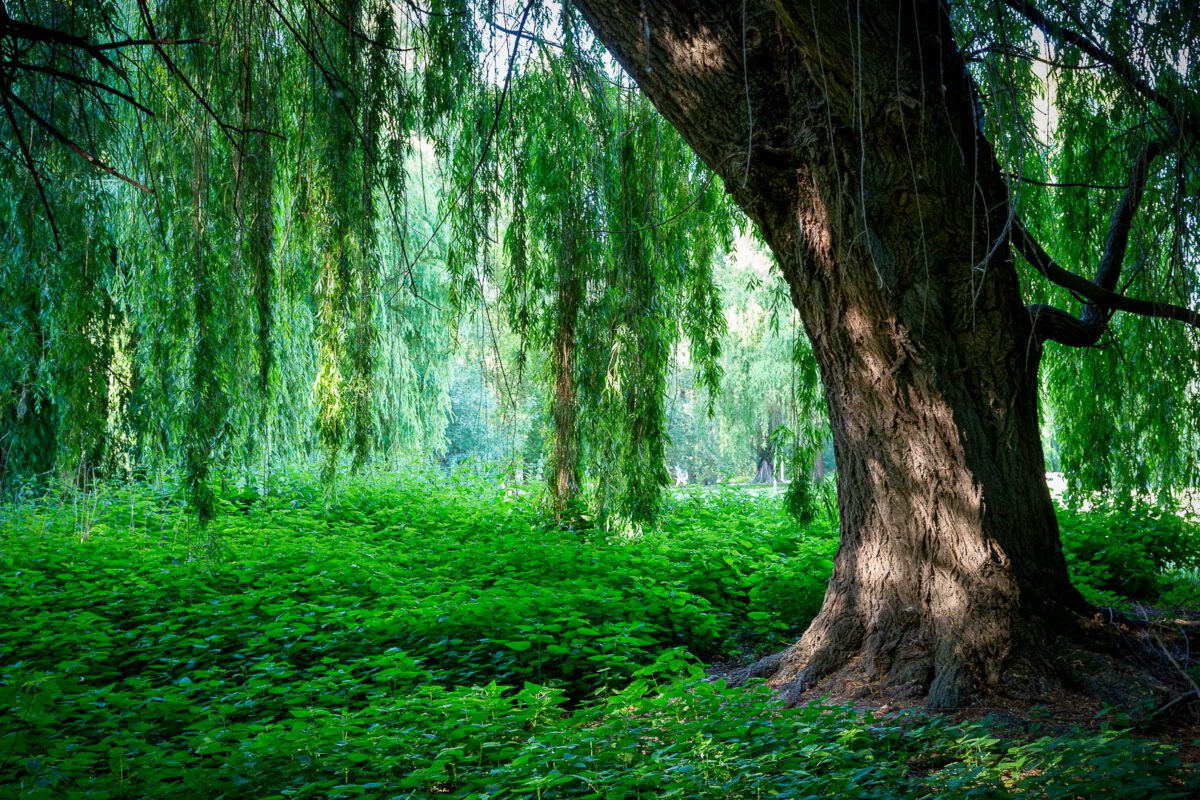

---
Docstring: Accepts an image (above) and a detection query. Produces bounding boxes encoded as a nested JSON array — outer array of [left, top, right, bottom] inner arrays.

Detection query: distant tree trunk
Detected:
[[548, 229, 582, 515], [751, 406, 783, 484], [751, 454, 774, 484], [812, 450, 826, 482], [576, 0, 1165, 708]]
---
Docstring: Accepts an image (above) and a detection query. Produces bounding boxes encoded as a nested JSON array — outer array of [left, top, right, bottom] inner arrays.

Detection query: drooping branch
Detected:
[[133, 0, 282, 147], [309, 0, 416, 53], [1001, 172, 1127, 191], [0, 0, 275, 241], [2, 83, 153, 192], [386, 0, 537, 303], [260, 0, 438, 308], [1002, 0, 1197, 142], [0, 13, 125, 74], [1015, 139, 1200, 345], [0, 87, 60, 247], [0, 59, 155, 116], [0, 14, 207, 71]]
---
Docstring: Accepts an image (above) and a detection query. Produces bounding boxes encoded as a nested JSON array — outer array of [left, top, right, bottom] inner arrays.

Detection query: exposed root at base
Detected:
[[728, 608, 1198, 720]]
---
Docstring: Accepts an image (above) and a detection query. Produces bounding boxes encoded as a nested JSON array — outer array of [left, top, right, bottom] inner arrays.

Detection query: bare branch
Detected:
[[0, 15, 124, 74], [1002, 171, 1126, 191], [94, 37, 208, 51], [0, 89, 60, 248], [2, 84, 153, 192]]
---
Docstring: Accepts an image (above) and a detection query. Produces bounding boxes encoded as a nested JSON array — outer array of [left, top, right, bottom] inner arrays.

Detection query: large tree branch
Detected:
[[1090, 140, 1164, 295], [1025, 303, 1105, 348], [1014, 140, 1200, 345], [1019, 250, 1200, 333], [1016, 221, 1200, 343]]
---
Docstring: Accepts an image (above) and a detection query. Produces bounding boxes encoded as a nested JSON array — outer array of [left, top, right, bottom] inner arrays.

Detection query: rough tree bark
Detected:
[[574, 0, 1167, 708]]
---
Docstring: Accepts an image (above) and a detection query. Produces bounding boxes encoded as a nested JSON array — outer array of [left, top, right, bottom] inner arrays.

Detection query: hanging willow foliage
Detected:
[[0, 0, 452, 518], [0, 0, 737, 527], [234, 0, 278, 450], [0, 1, 122, 489], [2, 0, 1194, 526], [953, 0, 1200, 504], [469, 6, 733, 526]]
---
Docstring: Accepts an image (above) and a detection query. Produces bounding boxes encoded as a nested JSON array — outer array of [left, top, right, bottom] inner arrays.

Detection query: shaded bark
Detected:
[[574, 0, 1166, 708]]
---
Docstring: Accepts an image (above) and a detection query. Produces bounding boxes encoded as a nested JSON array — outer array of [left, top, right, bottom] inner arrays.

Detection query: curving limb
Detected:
[[1013, 140, 1200, 346]]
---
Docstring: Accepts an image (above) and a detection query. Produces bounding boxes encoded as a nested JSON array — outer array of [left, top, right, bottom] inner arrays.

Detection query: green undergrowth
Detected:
[[1, 473, 1196, 798], [1057, 502, 1200, 611]]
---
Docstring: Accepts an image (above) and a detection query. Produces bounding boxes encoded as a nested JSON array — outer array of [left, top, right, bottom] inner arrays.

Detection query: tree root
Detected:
[[730, 605, 1197, 718]]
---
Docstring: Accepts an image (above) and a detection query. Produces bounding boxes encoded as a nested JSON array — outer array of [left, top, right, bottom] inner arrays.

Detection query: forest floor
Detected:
[[1, 472, 1198, 797]]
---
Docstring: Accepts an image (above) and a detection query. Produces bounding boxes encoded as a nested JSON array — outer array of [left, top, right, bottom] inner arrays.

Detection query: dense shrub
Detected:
[[1058, 503, 1200, 607]]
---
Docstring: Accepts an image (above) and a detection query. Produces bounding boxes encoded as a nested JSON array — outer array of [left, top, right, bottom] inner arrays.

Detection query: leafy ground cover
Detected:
[[1, 473, 1197, 798]]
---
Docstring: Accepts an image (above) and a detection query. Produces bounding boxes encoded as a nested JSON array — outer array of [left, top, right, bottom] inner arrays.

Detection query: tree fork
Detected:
[[573, 0, 1181, 708]]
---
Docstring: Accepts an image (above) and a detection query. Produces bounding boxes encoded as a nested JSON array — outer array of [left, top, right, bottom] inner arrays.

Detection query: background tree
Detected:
[[713, 232, 828, 487]]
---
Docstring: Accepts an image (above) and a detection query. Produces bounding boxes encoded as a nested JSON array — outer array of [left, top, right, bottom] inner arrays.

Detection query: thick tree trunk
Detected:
[[575, 0, 1164, 707]]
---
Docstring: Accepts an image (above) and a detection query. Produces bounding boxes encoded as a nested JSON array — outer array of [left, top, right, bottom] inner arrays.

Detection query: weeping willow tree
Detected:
[[0, 1, 126, 489], [584, 91, 728, 525], [499, 46, 598, 516], [0, 0, 734, 531], [0, 0, 449, 513], [3, 0, 1198, 707], [575, 0, 1199, 708], [437, 6, 730, 525]]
